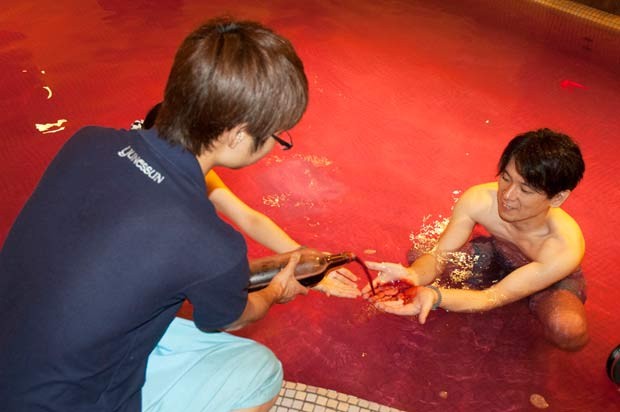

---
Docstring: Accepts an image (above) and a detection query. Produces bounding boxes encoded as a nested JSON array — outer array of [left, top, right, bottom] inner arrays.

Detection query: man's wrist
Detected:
[[261, 281, 283, 305], [426, 285, 442, 310]]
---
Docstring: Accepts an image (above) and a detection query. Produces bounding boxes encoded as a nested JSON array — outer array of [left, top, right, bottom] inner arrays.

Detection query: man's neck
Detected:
[[507, 210, 552, 237], [195, 150, 216, 175]]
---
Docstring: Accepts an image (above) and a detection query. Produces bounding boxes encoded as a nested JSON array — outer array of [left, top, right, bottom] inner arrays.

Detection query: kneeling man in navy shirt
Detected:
[[0, 18, 313, 412]]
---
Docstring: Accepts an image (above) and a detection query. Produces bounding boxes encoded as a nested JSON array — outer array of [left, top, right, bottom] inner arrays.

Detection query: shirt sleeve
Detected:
[[185, 256, 250, 332]]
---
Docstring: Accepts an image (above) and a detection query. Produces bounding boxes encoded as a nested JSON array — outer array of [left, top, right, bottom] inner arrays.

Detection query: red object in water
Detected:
[[367, 279, 417, 303], [560, 79, 586, 90], [398, 283, 418, 303], [403, 285, 418, 299]]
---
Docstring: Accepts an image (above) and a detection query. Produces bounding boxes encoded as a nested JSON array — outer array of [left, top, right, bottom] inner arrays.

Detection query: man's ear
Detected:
[[224, 125, 247, 149], [550, 190, 571, 207], [229, 128, 245, 149]]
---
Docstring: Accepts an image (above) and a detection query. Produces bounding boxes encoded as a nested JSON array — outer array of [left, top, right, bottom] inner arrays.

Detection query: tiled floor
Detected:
[[271, 381, 406, 412]]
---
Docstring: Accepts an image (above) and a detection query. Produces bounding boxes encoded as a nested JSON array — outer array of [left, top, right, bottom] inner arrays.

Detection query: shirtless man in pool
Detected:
[[365, 128, 588, 351]]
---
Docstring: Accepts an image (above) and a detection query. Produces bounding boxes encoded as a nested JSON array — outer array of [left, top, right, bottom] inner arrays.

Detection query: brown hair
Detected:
[[155, 18, 308, 155]]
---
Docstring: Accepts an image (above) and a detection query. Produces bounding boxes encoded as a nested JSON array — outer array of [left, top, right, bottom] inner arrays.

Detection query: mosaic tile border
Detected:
[[270, 381, 407, 412], [535, 0, 620, 30]]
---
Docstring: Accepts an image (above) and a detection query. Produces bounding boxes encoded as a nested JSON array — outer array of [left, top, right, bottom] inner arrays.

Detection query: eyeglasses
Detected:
[[271, 131, 293, 150]]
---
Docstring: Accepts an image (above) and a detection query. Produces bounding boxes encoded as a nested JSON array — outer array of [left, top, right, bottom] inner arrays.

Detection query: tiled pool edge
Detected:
[[270, 381, 408, 412]]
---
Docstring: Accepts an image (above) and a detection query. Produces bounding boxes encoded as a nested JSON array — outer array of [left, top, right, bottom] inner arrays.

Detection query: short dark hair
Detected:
[[497, 128, 585, 198], [155, 18, 308, 155]]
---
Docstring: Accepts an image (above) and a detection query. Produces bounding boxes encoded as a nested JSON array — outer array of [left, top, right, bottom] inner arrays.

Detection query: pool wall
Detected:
[[460, 0, 620, 72]]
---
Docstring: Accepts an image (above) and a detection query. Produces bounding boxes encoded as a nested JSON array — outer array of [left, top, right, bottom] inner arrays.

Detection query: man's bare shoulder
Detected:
[[463, 182, 497, 196], [546, 208, 585, 250], [536, 211, 585, 271], [457, 182, 497, 214]]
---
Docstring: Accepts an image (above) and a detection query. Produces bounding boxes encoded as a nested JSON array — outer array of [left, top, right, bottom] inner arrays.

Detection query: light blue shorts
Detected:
[[142, 317, 283, 412]]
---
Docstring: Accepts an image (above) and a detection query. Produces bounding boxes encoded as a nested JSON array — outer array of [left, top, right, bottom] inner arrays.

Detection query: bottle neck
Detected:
[[324, 252, 356, 268]]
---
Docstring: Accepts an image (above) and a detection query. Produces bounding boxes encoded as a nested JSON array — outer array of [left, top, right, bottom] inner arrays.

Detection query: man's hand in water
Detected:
[[313, 268, 361, 298], [361, 260, 417, 298], [374, 286, 437, 324]]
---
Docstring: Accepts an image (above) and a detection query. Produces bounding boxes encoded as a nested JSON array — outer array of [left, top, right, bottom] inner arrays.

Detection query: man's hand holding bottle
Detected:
[[269, 252, 308, 304]]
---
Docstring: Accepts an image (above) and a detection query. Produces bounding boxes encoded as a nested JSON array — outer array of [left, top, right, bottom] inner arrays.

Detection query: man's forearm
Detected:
[[411, 253, 443, 285], [243, 212, 300, 254], [223, 285, 280, 331], [438, 287, 507, 312]]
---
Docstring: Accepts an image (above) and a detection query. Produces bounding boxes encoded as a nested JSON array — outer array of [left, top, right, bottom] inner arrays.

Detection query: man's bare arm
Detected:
[[365, 185, 489, 286], [436, 232, 584, 312], [379, 248, 583, 320], [413, 185, 488, 285]]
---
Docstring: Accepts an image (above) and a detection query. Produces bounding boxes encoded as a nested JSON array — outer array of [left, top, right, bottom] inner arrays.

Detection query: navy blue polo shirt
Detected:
[[0, 126, 249, 412]]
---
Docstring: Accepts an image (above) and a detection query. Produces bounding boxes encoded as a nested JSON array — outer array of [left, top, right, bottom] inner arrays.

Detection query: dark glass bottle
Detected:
[[248, 248, 356, 291]]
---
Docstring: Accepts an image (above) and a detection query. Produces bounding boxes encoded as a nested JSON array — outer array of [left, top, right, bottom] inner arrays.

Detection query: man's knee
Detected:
[[545, 310, 589, 351], [234, 342, 283, 402], [246, 343, 282, 377], [143, 328, 283, 412]]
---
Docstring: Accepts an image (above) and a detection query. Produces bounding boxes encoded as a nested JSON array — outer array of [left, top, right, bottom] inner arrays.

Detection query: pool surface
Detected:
[[1, 1, 619, 410]]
